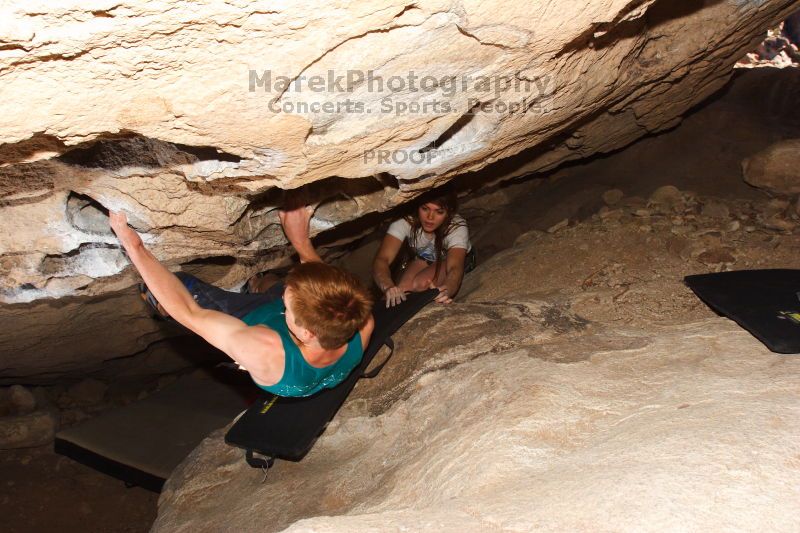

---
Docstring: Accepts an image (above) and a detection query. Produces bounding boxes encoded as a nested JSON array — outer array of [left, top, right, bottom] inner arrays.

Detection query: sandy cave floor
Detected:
[[1, 79, 799, 532], [0, 446, 158, 533]]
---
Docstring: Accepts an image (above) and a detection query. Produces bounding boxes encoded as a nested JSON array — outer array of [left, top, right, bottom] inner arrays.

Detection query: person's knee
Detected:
[[411, 275, 433, 292], [249, 272, 279, 294]]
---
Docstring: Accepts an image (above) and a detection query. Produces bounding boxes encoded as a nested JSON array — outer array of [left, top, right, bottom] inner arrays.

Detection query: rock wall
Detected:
[[156, 324, 800, 532], [1, 0, 799, 380]]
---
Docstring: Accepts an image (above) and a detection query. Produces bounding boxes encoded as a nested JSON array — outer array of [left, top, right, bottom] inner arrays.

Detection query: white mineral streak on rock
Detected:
[[0, 188, 167, 302], [0, 409, 58, 449], [181, 159, 241, 180]]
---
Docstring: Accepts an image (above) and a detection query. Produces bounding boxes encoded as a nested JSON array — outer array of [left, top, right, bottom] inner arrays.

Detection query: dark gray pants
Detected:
[[176, 273, 284, 319]]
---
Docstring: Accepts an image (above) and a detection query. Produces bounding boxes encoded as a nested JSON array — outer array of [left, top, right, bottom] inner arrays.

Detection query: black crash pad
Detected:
[[54, 369, 253, 492], [685, 269, 800, 354], [225, 289, 438, 463]]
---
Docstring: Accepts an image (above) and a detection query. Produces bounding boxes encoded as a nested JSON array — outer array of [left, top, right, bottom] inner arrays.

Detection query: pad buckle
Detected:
[[245, 449, 275, 483]]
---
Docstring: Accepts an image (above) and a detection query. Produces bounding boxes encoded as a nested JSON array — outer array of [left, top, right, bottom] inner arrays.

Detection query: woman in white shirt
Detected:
[[373, 193, 474, 307]]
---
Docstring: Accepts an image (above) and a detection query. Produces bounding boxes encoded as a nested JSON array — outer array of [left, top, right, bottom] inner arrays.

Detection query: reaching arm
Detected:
[[372, 234, 406, 307], [434, 247, 467, 304], [109, 211, 283, 381], [279, 206, 322, 263], [109, 211, 203, 325]]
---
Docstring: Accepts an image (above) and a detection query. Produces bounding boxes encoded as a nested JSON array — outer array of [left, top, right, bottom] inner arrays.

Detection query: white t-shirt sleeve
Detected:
[[444, 216, 470, 251], [386, 218, 412, 242]]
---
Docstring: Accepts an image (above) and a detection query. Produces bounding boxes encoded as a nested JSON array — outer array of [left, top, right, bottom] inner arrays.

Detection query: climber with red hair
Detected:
[[110, 205, 374, 397]]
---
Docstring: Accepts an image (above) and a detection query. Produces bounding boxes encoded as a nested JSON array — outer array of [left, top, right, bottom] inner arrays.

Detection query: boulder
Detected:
[[700, 199, 731, 219], [63, 379, 108, 408], [742, 139, 800, 195], [1, 0, 799, 383], [0, 0, 794, 307], [763, 216, 796, 232], [648, 185, 683, 211], [154, 317, 800, 532], [153, 190, 800, 532], [602, 189, 624, 206], [697, 246, 736, 266], [0, 410, 58, 449], [547, 219, 569, 233], [8, 385, 36, 415]]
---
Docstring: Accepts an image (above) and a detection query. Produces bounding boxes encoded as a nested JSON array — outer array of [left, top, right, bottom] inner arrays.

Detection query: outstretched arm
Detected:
[[110, 211, 201, 324], [372, 234, 406, 307], [109, 211, 283, 380], [279, 206, 322, 263], [433, 247, 467, 304]]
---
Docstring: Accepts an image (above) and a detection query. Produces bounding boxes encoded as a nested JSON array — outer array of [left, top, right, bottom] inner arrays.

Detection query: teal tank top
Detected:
[[241, 297, 363, 397]]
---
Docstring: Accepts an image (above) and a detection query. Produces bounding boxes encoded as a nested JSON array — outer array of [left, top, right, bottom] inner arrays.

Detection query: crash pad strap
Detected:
[[224, 289, 437, 463], [362, 338, 394, 379], [245, 449, 275, 470]]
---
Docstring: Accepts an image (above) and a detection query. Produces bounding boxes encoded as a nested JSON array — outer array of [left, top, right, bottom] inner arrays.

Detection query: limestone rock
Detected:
[[63, 379, 108, 407], [0, 410, 58, 449], [697, 246, 736, 266], [602, 189, 624, 206], [701, 199, 730, 219], [8, 385, 36, 415], [742, 139, 800, 195], [547, 219, 569, 233], [766, 198, 791, 215], [154, 317, 800, 532], [620, 196, 647, 210], [665, 235, 690, 259], [0, 0, 796, 306], [648, 185, 683, 210], [60, 408, 91, 427], [598, 207, 622, 221], [763, 216, 796, 232], [2, 0, 800, 382]]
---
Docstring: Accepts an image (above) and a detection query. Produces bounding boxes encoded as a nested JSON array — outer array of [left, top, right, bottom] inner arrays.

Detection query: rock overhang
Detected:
[[1, 0, 799, 379]]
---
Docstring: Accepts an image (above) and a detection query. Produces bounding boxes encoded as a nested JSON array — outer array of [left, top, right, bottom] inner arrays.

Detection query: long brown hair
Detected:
[[405, 192, 462, 281]]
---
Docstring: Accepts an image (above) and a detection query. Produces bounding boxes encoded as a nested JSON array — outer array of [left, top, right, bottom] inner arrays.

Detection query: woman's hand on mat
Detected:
[[384, 286, 407, 308], [432, 285, 452, 304], [109, 211, 143, 252]]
